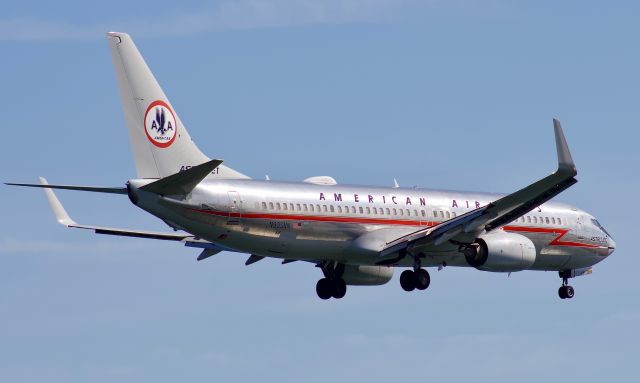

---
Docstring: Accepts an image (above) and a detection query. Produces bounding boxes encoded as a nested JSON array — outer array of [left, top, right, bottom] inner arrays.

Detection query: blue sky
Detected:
[[1, 1, 637, 381]]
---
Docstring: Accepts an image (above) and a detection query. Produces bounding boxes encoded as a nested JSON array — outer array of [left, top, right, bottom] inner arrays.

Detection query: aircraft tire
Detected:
[[558, 286, 567, 299], [332, 278, 347, 299], [400, 270, 416, 292], [316, 278, 332, 300], [565, 285, 575, 299], [415, 268, 430, 290]]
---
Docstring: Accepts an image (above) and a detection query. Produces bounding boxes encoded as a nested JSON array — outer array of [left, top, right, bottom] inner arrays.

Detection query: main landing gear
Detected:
[[558, 271, 575, 299], [399, 255, 430, 292], [316, 262, 347, 300]]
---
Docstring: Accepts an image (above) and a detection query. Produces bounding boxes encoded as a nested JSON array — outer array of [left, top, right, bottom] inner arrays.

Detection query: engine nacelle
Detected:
[[464, 232, 536, 272], [342, 265, 394, 286]]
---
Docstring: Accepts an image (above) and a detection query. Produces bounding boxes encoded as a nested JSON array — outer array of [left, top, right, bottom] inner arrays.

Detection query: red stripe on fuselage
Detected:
[[502, 225, 601, 248], [190, 209, 601, 249]]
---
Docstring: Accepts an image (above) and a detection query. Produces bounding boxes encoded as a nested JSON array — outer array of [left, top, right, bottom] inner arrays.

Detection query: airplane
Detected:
[[7, 32, 615, 301]]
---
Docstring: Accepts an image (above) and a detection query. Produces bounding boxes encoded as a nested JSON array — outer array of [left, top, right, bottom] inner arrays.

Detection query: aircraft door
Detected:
[[575, 214, 586, 240], [227, 191, 242, 225]]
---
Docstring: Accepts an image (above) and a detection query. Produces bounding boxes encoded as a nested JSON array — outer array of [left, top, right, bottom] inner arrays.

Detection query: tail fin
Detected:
[[107, 32, 248, 179]]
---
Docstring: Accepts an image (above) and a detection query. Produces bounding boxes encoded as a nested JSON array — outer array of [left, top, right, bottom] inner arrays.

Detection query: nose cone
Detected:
[[607, 237, 616, 256]]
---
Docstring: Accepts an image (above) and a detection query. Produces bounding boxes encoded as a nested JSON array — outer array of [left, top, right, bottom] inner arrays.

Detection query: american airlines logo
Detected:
[[144, 100, 178, 148]]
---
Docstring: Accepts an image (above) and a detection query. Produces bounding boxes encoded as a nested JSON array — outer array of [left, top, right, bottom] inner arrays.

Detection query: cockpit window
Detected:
[[591, 219, 612, 237]]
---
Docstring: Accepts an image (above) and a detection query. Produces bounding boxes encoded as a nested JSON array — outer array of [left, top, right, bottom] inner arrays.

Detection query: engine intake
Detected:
[[464, 232, 536, 272]]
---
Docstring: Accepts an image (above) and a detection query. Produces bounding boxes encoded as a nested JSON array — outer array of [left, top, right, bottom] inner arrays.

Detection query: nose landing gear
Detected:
[[558, 271, 575, 299]]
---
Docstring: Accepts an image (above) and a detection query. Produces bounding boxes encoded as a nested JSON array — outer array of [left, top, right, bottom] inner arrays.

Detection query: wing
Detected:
[[379, 119, 577, 263]]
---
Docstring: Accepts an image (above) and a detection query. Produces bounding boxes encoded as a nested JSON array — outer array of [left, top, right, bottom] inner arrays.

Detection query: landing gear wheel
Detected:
[[400, 270, 416, 291], [558, 285, 575, 299], [316, 278, 332, 300], [332, 278, 347, 299], [415, 268, 430, 290], [565, 285, 575, 299]]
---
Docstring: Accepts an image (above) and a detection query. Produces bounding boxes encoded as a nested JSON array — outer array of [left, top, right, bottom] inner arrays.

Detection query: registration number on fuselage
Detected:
[[268, 221, 290, 230]]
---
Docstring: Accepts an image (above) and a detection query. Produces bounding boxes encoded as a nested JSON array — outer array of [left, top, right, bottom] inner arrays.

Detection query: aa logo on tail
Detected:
[[144, 100, 177, 148]]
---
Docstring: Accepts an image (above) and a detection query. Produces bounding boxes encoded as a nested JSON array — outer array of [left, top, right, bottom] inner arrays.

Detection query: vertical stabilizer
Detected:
[[107, 32, 248, 179]]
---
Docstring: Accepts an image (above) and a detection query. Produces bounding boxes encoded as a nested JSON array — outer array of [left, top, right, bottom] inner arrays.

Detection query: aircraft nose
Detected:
[[607, 237, 616, 256]]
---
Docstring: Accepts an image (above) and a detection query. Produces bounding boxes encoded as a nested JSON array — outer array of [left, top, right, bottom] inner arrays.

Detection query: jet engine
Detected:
[[342, 265, 394, 286], [464, 232, 536, 272]]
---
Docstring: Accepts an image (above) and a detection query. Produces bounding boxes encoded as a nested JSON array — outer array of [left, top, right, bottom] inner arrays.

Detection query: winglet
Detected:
[[40, 177, 77, 227], [553, 119, 577, 175]]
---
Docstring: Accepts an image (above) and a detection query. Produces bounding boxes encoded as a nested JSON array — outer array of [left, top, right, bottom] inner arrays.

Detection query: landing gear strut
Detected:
[[558, 271, 575, 299], [399, 254, 430, 292], [316, 262, 347, 300]]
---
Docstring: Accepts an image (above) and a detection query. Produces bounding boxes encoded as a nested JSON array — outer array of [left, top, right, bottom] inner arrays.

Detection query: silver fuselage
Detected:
[[128, 178, 614, 272]]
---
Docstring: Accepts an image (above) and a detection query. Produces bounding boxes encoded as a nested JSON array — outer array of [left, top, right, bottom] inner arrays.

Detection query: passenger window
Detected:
[[283, 203, 288, 211], [386, 208, 391, 215], [557, 217, 562, 225], [373, 207, 378, 214], [276, 203, 281, 210], [316, 204, 321, 212], [393, 208, 397, 215], [269, 202, 274, 210], [421, 210, 426, 217], [545, 217, 550, 224], [330, 205, 334, 213], [262, 202, 267, 210], [351, 206, 356, 213], [440, 211, 445, 218], [446, 211, 450, 219], [296, 204, 301, 211], [359, 207, 364, 214], [527, 216, 531, 223], [551, 217, 556, 225], [452, 212, 457, 218], [399, 209, 404, 216], [310, 204, 314, 212], [337, 206, 342, 213], [366, 207, 371, 214], [303, 204, 308, 211], [323, 205, 328, 212], [433, 210, 437, 218]]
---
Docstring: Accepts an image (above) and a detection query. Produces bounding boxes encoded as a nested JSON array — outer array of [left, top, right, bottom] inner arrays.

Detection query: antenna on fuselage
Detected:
[[393, 178, 400, 188]]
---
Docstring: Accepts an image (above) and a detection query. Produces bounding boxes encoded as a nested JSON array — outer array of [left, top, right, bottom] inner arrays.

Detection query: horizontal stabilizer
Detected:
[[40, 176, 190, 240], [6, 182, 126, 194], [141, 159, 223, 196]]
